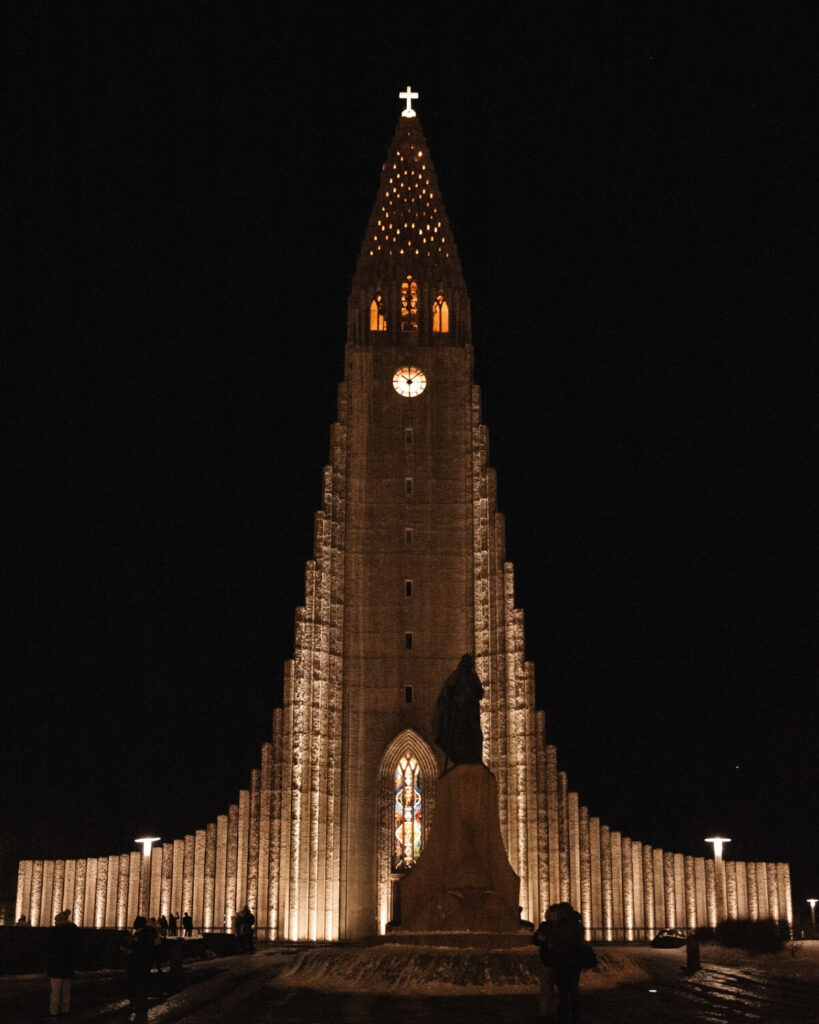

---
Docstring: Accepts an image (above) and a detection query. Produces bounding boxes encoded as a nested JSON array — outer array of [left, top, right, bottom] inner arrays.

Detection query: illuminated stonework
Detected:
[[17, 101, 794, 943]]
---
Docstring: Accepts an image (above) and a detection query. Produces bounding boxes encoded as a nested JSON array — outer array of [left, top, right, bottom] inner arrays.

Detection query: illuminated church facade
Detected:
[[17, 94, 793, 940]]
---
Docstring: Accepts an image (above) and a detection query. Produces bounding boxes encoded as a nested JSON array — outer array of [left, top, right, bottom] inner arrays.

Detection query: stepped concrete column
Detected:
[[182, 835, 195, 921], [52, 861, 66, 922], [600, 826, 613, 940], [735, 861, 748, 918], [652, 849, 665, 929], [226, 804, 239, 930], [684, 856, 697, 930], [705, 837, 730, 921], [568, 792, 581, 909], [745, 861, 759, 919], [642, 845, 655, 936], [73, 860, 86, 926], [135, 837, 160, 917], [674, 854, 685, 928], [193, 829, 206, 931], [94, 856, 108, 928], [159, 844, 173, 921], [705, 858, 717, 927], [766, 863, 780, 921], [41, 861, 55, 926], [621, 837, 633, 940], [170, 840, 185, 924], [631, 842, 644, 937], [756, 863, 769, 917], [589, 817, 602, 937], [127, 851, 141, 926], [64, 862, 77, 924], [215, 815, 228, 934], [15, 861, 32, 924], [663, 851, 675, 928], [83, 859, 97, 927], [725, 861, 738, 919], [579, 806, 592, 935], [694, 857, 707, 926], [779, 864, 793, 930], [610, 833, 623, 937], [116, 854, 130, 928], [557, 772, 570, 901], [203, 823, 217, 930], [545, 747, 560, 905], [105, 855, 119, 927]]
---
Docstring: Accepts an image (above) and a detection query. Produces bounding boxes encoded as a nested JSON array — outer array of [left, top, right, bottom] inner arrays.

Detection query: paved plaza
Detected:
[[1, 944, 817, 1023]]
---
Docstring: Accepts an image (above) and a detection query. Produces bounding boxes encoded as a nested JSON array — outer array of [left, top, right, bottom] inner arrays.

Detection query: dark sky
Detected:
[[5, 5, 816, 919]]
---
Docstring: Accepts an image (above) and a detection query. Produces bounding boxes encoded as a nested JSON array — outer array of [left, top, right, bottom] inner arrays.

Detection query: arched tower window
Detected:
[[432, 294, 449, 333], [393, 754, 422, 871], [369, 294, 387, 331], [400, 276, 419, 331]]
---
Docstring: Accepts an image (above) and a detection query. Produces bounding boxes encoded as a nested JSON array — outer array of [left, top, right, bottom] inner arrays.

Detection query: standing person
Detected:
[[158, 914, 168, 939], [235, 905, 256, 953], [532, 902, 590, 1023], [168, 911, 179, 936], [124, 916, 154, 1023], [47, 909, 79, 1018], [182, 911, 193, 938]]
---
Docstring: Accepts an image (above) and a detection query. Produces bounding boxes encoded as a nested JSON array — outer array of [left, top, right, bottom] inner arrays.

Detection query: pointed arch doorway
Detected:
[[376, 729, 439, 933]]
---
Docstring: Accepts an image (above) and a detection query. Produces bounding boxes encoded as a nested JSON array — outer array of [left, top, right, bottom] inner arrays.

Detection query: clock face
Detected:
[[393, 366, 427, 398]]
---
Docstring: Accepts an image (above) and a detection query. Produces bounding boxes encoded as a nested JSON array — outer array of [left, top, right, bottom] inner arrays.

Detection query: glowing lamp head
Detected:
[[135, 836, 161, 857], [808, 898, 818, 908], [705, 836, 731, 859]]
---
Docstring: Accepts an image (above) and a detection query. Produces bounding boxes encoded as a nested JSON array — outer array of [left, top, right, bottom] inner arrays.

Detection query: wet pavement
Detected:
[[2, 944, 817, 1023]]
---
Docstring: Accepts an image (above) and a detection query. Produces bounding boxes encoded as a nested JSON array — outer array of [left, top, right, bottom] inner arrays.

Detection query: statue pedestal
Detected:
[[398, 763, 521, 933]]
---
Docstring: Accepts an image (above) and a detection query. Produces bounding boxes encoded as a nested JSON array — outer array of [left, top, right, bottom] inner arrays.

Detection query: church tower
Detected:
[[278, 91, 540, 939], [16, 92, 793, 944]]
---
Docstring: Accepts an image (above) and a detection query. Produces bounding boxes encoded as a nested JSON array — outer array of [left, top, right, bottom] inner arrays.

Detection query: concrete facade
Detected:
[[17, 108, 793, 940]]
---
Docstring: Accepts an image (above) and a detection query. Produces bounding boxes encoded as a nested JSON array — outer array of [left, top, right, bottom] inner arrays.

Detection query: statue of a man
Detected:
[[432, 654, 484, 767]]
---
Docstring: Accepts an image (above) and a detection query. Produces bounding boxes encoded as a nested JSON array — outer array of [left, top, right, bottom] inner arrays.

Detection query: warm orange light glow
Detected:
[[400, 277, 418, 331], [432, 294, 449, 332], [369, 295, 387, 331]]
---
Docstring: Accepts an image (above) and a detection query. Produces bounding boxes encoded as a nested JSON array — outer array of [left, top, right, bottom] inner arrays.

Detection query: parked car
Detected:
[[651, 928, 687, 948]]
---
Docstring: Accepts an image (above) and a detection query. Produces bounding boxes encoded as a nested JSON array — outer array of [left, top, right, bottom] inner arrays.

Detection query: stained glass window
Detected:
[[370, 294, 387, 331], [432, 294, 449, 333], [393, 754, 422, 871], [401, 276, 419, 330]]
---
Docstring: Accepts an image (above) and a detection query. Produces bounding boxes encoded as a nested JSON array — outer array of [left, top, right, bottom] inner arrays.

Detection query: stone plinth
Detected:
[[398, 764, 520, 933]]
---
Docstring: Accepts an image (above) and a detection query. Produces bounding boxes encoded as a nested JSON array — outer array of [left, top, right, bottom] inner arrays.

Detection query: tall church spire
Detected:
[[349, 90, 469, 346]]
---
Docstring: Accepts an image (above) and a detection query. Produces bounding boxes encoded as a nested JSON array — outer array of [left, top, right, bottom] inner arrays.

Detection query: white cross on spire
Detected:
[[399, 86, 418, 118]]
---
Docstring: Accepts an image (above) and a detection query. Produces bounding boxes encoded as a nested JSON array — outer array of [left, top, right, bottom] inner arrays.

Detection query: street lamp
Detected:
[[808, 898, 817, 936], [135, 837, 161, 917], [705, 837, 731, 922]]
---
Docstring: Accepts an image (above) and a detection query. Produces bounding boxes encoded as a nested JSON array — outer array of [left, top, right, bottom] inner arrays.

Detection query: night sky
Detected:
[[5, 5, 816, 921]]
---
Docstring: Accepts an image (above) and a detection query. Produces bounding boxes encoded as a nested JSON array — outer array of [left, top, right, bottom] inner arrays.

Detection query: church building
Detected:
[[16, 92, 793, 941]]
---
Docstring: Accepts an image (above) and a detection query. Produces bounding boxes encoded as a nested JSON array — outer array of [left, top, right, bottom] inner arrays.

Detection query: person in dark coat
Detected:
[[235, 905, 256, 953], [182, 911, 193, 937], [168, 911, 179, 936], [532, 902, 587, 1023], [47, 909, 79, 1018], [124, 916, 155, 1022]]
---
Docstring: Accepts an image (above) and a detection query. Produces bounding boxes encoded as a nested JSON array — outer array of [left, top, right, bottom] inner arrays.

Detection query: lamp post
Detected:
[[135, 837, 161, 918], [808, 898, 817, 937], [705, 837, 731, 923]]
